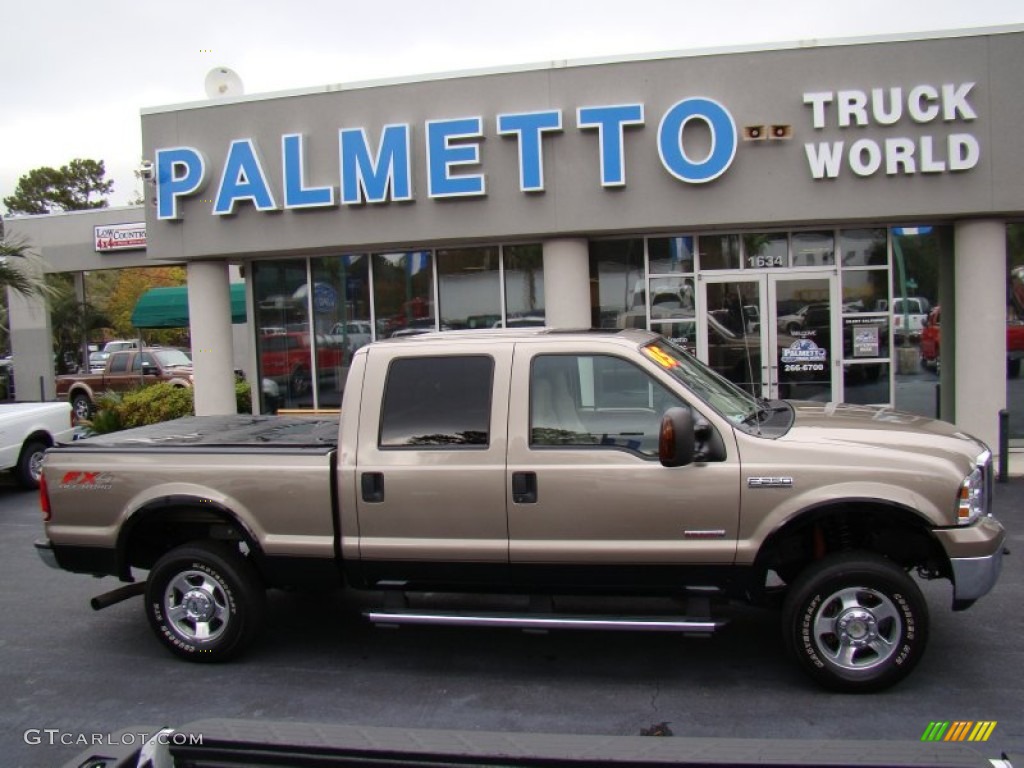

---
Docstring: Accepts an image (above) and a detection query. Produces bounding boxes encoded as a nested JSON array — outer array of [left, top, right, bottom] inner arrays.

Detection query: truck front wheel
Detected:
[[781, 552, 928, 692], [145, 541, 265, 663]]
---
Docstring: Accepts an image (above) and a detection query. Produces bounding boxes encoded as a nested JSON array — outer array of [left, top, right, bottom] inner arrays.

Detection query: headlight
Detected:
[[957, 468, 984, 525]]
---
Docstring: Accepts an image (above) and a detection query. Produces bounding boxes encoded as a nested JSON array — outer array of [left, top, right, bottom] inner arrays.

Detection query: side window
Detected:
[[108, 353, 129, 374], [530, 354, 685, 456], [133, 353, 156, 373], [379, 356, 493, 448]]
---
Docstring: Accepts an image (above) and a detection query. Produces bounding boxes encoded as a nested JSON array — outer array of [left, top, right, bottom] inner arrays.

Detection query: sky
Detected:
[[1, 0, 1021, 213]]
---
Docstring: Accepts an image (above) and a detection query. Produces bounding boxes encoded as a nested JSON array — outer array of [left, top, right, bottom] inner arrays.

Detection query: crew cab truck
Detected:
[[55, 347, 193, 420], [35, 329, 1005, 692]]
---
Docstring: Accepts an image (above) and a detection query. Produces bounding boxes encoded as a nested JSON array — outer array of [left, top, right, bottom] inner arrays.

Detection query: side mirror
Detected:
[[141, 363, 157, 376], [659, 407, 696, 467]]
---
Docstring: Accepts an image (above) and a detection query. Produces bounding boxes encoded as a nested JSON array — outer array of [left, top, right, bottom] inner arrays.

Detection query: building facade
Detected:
[[8, 27, 1024, 452]]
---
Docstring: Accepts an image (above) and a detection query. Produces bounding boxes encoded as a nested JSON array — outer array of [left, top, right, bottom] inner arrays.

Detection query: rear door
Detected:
[[353, 343, 513, 587], [506, 340, 741, 590]]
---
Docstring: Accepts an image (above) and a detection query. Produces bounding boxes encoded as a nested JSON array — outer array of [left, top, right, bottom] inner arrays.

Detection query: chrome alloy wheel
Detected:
[[810, 586, 902, 671], [164, 569, 231, 643]]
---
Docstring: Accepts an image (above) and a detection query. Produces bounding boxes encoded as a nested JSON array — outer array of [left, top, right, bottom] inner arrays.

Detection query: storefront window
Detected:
[[648, 236, 695, 274], [311, 254, 370, 408], [503, 244, 545, 325], [791, 231, 835, 267], [437, 246, 501, 329], [842, 270, 888, 314], [698, 234, 741, 271], [891, 226, 949, 417], [840, 228, 887, 267], [252, 260, 312, 412], [373, 251, 435, 338], [589, 239, 644, 328], [742, 233, 789, 268], [1007, 224, 1024, 438]]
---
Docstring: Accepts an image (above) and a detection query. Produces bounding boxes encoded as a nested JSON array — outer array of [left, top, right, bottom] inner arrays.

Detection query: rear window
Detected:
[[379, 356, 493, 448]]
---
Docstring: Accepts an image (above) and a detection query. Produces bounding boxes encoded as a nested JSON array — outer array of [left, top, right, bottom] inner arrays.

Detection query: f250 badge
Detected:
[[747, 476, 794, 488], [58, 471, 114, 491]]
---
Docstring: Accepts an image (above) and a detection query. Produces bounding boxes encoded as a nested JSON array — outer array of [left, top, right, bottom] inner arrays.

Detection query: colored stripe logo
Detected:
[[921, 721, 997, 742]]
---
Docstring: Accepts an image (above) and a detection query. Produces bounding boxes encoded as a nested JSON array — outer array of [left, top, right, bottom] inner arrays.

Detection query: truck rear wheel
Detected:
[[15, 439, 47, 490], [145, 541, 265, 663], [781, 552, 928, 692]]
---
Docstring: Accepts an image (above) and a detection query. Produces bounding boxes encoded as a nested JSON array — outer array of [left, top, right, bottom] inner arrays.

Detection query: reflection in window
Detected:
[[648, 236, 695, 274], [842, 270, 889, 314], [253, 260, 313, 412], [312, 254, 370, 408], [373, 251, 435, 338], [589, 239, 644, 329], [743, 233, 789, 268], [698, 234, 741, 270], [843, 362, 890, 405], [792, 231, 835, 267], [379, 356, 493, 447], [437, 247, 501, 329], [840, 229, 887, 267], [503, 244, 545, 325]]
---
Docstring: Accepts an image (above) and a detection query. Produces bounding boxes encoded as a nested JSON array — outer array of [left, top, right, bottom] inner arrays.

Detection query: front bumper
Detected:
[[932, 516, 1006, 610]]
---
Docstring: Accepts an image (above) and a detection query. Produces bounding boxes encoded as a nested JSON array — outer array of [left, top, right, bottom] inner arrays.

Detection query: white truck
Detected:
[[0, 402, 75, 489]]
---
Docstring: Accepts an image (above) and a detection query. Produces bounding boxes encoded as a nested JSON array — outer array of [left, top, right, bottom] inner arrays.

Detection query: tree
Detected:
[[47, 274, 109, 375], [104, 267, 189, 346], [0, 237, 53, 300], [3, 159, 114, 215]]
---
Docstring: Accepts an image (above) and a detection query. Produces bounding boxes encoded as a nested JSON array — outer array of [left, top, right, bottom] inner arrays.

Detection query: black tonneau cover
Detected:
[[70, 415, 339, 448]]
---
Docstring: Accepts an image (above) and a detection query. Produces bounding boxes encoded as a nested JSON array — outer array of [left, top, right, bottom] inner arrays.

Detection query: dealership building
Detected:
[[6, 25, 1024, 453]]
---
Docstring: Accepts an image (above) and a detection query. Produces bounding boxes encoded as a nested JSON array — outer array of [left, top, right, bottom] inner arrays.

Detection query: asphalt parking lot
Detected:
[[1, 473, 1021, 768]]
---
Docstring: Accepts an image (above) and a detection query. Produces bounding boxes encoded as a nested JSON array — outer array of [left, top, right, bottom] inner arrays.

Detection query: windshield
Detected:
[[153, 349, 192, 368], [642, 337, 760, 425]]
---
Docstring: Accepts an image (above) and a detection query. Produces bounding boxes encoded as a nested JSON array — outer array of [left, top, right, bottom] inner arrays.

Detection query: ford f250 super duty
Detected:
[[35, 329, 1005, 692]]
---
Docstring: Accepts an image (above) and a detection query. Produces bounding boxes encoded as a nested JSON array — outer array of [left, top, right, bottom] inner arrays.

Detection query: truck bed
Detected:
[[67, 415, 339, 449]]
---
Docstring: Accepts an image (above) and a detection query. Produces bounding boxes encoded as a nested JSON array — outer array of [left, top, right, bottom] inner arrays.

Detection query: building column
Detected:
[[187, 261, 237, 415], [8, 286, 54, 402], [953, 220, 1006, 452], [542, 238, 590, 328]]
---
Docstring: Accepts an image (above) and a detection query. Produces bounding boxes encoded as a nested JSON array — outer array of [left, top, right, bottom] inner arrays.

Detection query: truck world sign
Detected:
[[153, 81, 980, 221]]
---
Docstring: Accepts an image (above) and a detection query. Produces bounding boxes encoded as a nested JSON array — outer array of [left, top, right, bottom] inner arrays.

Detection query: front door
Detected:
[[700, 273, 839, 401]]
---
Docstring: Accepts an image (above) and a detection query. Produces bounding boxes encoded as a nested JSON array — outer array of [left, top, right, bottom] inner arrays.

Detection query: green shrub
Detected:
[[235, 379, 252, 414], [118, 383, 195, 428], [83, 391, 126, 435]]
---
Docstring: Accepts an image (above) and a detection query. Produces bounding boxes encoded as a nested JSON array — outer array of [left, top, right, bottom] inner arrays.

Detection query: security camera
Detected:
[[138, 160, 154, 180]]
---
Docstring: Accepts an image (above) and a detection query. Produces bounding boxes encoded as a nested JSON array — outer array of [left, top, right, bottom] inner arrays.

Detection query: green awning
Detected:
[[131, 283, 247, 328]]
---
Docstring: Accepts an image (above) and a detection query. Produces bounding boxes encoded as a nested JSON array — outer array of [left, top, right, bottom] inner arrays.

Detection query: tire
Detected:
[[71, 393, 93, 421], [145, 541, 265, 663], [15, 439, 47, 490], [290, 367, 310, 397], [781, 552, 928, 692]]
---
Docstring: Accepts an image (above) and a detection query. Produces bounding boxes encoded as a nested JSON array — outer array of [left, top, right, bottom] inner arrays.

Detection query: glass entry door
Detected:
[[700, 273, 838, 401]]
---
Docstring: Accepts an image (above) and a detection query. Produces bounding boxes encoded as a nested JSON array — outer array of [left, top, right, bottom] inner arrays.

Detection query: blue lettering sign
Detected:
[[339, 125, 412, 204], [282, 134, 335, 209], [657, 97, 737, 183], [214, 139, 278, 215], [155, 147, 206, 220], [426, 117, 486, 198], [496, 110, 563, 192], [577, 104, 645, 186]]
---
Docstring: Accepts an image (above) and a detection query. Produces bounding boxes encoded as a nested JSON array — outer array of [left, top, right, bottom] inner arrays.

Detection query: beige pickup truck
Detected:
[[35, 329, 1005, 691]]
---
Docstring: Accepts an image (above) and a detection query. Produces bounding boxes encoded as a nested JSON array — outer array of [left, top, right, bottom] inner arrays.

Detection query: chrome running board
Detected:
[[365, 610, 722, 634]]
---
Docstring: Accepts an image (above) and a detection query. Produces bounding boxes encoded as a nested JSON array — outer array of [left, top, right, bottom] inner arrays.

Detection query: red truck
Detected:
[[919, 306, 1024, 378]]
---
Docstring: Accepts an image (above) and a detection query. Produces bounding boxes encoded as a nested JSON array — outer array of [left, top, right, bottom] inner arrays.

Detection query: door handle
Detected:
[[512, 471, 538, 504], [361, 472, 385, 503]]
